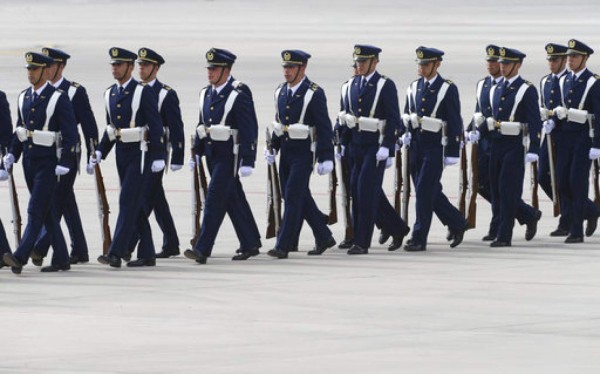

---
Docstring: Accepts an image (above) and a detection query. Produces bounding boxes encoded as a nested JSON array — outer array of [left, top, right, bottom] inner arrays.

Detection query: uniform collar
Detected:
[[32, 81, 49, 96], [52, 77, 65, 88], [212, 79, 228, 95], [362, 70, 376, 85], [554, 68, 568, 79], [490, 76, 503, 85], [504, 74, 520, 87], [145, 78, 157, 87], [572, 68, 588, 80], [118, 77, 134, 91], [424, 74, 438, 86], [287, 76, 306, 96]]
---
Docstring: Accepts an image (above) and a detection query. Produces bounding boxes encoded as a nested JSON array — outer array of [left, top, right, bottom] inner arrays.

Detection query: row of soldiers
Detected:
[[0, 39, 599, 274]]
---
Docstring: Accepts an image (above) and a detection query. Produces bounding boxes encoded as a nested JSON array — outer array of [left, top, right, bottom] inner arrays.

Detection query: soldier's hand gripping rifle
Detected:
[[90, 140, 111, 255], [265, 128, 282, 239], [190, 135, 208, 247]]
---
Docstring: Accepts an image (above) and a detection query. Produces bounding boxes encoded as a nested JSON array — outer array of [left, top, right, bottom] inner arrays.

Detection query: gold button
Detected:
[[550, 100, 554, 103], [550, 90, 554, 94], [209, 118, 212, 122], [358, 98, 362, 103], [117, 104, 121, 108], [30, 120, 34, 124], [421, 108, 425, 112], [358, 108, 362, 112], [31, 108, 35, 112], [499, 108, 503, 111], [568, 99, 572, 103], [501, 97, 505, 101], [286, 106, 290, 109], [422, 98, 426, 102], [117, 115, 121, 119], [569, 90, 573, 93], [210, 106, 214, 110], [285, 116, 289, 120], [29, 144, 32, 148]]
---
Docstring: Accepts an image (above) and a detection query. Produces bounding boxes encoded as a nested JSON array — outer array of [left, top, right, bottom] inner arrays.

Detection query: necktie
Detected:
[[423, 81, 430, 91], [32, 91, 37, 102], [287, 89, 293, 101], [361, 78, 367, 91], [571, 73, 577, 83], [118, 86, 124, 95], [213, 88, 218, 98], [492, 79, 498, 86]]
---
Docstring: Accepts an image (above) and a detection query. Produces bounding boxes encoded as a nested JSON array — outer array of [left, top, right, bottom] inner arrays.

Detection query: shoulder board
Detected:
[[56, 88, 65, 94], [235, 81, 245, 88], [594, 74, 600, 79], [380, 75, 388, 80], [71, 81, 81, 88], [310, 83, 319, 91], [444, 79, 453, 84], [162, 84, 172, 90], [523, 80, 532, 86]]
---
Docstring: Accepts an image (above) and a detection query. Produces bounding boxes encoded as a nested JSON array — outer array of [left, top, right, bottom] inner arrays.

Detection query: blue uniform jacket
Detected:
[[194, 81, 257, 167], [271, 77, 334, 163], [467, 76, 496, 131], [0, 90, 11, 157], [56, 78, 99, 160], [404, 75, 463, 158], [335, 77, 354, 146], [479, 76, 542, 155], [151, 79, 185, 166], [343, 71, 400, 152], [558, 69, 600, 148], [10, 84, 78, 168], [98, 78, 165, 161]]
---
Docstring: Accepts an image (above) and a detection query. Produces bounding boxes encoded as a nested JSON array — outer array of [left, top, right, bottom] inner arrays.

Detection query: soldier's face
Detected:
[[417, 61, 439, 79], [283, 65, 305, 85], [486, 60, 500, 77], [26, 66, 44, 86], [499, 61, 519, 78], [355, 59, 376, 76], [548, 57, 566, 74], [111, 62, 132, 81], [567, 54, 586, 72], [138, 61, 157, 83]]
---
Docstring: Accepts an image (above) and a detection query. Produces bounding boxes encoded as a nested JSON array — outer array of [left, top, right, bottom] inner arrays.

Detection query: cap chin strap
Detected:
[[32, 68, 46, 87], [573, 56, 587, 73], [291, 66, 302, 85], [504, 63, 517, 80]]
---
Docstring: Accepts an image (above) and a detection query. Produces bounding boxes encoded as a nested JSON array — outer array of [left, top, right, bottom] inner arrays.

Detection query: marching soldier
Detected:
[[0, 89, 14, 268], [476, 47, 542, 247], [337, 45, 408, 255], [31, 47, 99, 265], [2, 52, 78, 273], [92, 47, 166, 268], [135, 47, 184, 259], [264, 49, 336, 258], [553, 39, 600, 243], [184, 48, 260, 264], [402, 47, 466, 251]]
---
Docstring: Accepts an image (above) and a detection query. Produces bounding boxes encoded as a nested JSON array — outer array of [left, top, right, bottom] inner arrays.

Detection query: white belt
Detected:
[[107, 125, 147, 143], [486, 118, 523, 136], [16, 127, 58, 147], [408, 115, 444, 133], [567, 108, 593, 124], [343, 114, 385, 133], [272, 122, 312, 140], [196, 124, 232, 141]]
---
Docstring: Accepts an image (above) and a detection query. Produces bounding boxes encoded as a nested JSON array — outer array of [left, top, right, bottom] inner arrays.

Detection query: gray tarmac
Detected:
[[1, 0, 600, 372]]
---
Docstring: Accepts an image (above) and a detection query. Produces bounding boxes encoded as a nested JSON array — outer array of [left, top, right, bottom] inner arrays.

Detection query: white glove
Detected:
[[401, 113, 411, 127], [589, 148, 600, 160], [188, 155, 198, 171], [238, 166, 253, 178], [543, 119, 555, 134], [554, 106, 567, 120], [151, 159, 166, 173], [401, 132, 412, 147], [486, 117, 496, 130], [264, 147, 276, 165], [394, 142, 401, 152], [335, 145, 345, 161], [468, 130, 480, 143], [317, 160, 334, 175], [89, 150, 102, 166], [385, 158, 393, 169], [444, 157, 460, 166], [525, 153, 539, 163], [86, 163, 94, 175], [539, 107, 549, 121], [472, 112, 485, 126], [376, 146, 389, 162], [55, 165, 70, 176], [0, 169, 8, 181], [170, 164, 183, 172], [3, 153, 14, 171]]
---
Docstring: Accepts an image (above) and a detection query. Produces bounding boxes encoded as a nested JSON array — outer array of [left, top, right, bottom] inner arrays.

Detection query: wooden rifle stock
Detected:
[[327, 163, 338, 225], [6, 167, 22, 247], [190, 135, 202, 247], [594, 159, 600, 207], [531, 161, 539, 211], [459, 143, 468, 218], [90, 140, 111, 255], [265, 128, 282, 239], [401, 144, 410, 222], [394, 140, 402, 215], [547, 134, 560, 217], [466, 141, 478, 229]]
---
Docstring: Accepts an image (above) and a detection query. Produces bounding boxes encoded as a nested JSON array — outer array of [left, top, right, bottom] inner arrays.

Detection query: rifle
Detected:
[[3, 153, 22, 247], [394, 139, 402, 215], [190, 135, 202, 247], [531, 161, 539, 211], [265, 128, 282, 239], [90, 140, 111, 255], [401, 142, 411, 222], [594, 159, 600, 207], [547, 134, 560, 217], [327, 160, 338, 225], [459, 141, 468, 218], [466, 140, 478, 229]]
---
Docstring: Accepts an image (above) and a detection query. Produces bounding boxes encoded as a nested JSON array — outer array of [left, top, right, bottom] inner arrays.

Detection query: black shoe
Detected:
[[122, 252, 132, 262], [31, 250, 44, 267], [405, 238, 413, 246], [450, 227, 465, 248], [490, 240, 511, 247], [388, 226, 410, 251], [347, 245, 368, 255], [69, 255, 89, 265], [232, 248, 260, 261], [565, 236, 583, 243], [446, 229, 454, 242], [3, 253, 23, 274], [267, 248, 288, 259], [155, 248, 180, 258], [184, 249, 208, 264], [482, 233, 496, 241], [403, 243, 426, 252], [550, 228, 570, 237], [337, 239, 353, 249], [0, 257, 5, 269], [108, 254, 122, 268], [525, 210, 542, 241], [127, 258, 156, 267], [378, 231, 391, 245], [288, 247, 299, 252], [586, 216, 598, 237], [308, 237, 336, 256], [41, 263, 71, 272]]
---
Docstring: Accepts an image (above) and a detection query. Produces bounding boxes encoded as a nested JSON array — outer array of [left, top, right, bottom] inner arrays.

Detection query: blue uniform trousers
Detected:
[[489, 137, 537, 243], [0, 220, 11, 256], [409, 143, 466, 246], [277, 146, 331, 251], [226, 178, 261, 250], [128, 169, 165, 258], [152, 181, 180, 251], [555, 131, 596, 238], [109, 147, 154, 259], [376, 190, 409, 238], [34, 159, 88, 259], [350, 143, 386, 248], [538, 135, 571, 230], [14, 157, 69, 266]]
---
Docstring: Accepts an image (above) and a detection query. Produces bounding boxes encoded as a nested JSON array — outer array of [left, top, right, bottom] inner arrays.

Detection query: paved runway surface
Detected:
[[1, 0, 600, 372]]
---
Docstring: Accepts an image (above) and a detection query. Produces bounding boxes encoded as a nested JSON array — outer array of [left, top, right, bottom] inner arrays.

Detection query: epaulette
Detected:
[[380, 75, 388, 80], [524, 80, 532, 86], [594, 74, 600, 79], [71, 82, 81, 88], [310, 83, 319, 91], [163, 84, 172, 90], [445, 79, 454, 84]]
